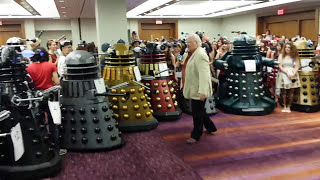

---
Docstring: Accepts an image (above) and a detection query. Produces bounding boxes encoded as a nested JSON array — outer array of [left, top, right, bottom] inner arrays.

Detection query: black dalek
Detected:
[[0, 38, 61, 179], [214, 33, 278, 115], [139, 43, 182, 121], [59, 50, 125, 151]]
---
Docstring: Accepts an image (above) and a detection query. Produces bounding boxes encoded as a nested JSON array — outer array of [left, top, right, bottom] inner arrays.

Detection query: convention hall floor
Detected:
[[52, 106, 320, 180]]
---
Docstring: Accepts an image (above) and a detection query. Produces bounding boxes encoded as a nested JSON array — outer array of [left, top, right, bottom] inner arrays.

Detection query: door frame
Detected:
[[138, 20, 178, 41]]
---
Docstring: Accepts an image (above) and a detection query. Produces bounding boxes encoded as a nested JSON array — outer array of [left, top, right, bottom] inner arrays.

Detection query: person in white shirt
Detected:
[[57, 40, 73, 77]]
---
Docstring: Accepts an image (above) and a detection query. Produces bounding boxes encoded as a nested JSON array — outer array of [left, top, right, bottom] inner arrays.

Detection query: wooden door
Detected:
[[267, 20, 299, 38], [258, 10, 318, 43], [300, 19, 316, 41], [0, 23, 25, 46], [139, 23, 177, 42]]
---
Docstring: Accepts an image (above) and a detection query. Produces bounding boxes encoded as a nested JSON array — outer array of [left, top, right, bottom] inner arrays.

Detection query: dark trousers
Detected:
[[39, 100, 59, 146], [191, 99, 217, 141]]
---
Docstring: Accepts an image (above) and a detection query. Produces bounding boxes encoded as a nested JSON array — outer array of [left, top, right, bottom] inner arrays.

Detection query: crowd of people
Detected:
[[21, 29, 319, 145]]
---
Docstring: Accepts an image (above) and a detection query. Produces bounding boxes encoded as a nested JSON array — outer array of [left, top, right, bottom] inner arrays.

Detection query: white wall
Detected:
[[34, 19, 71, 31], [22, 12, 259, 50], [220, 13, 257, 41], [178, 18, 222, 41]]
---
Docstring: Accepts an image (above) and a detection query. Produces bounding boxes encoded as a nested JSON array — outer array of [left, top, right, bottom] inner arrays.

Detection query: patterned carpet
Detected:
[[157, 107, 320, 180], [48, 106, 320, 180], [51, 130, 202, 180]]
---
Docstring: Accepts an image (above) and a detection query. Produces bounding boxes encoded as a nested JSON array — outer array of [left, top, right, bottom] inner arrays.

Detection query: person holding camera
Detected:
[[183, 34, 217, 144], [276, 42, 301, 113]]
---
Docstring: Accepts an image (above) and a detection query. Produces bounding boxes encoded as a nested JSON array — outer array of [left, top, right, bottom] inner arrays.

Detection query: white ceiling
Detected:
[[0, 0, 319, 19], [0, 0, 59, 18]]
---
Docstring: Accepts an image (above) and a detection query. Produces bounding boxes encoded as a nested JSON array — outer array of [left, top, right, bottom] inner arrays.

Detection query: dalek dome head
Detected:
[[64, 50, 99, 80], [233, 32, 256, 46], [5, 37, 25, 52], [294, 37, 313, 49], [66, 50, 96, 66], [142, 43, 162, 54], [6, 37, 24, 46]]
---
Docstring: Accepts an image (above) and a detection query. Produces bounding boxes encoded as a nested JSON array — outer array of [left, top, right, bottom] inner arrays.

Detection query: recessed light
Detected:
[[61, 6, 66, 8], [59, 0, 65, 2], [62, 12, 66, 13]]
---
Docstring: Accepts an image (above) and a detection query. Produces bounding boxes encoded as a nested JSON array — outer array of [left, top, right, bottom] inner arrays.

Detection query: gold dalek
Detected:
[[292, 38, 319, 112], [139, 43, 182, 121], [102, 43, 158, 132]]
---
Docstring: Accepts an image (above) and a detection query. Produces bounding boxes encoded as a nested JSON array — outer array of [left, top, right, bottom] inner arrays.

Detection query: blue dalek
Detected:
[[0, 37, 61, 179], [214, 33, 278, 115]]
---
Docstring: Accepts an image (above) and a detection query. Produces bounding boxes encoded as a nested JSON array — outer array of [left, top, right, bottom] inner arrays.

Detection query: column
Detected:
[[71, 19, 80, 50], [24, 19, 35, 49], [95, 0, 128, 53]]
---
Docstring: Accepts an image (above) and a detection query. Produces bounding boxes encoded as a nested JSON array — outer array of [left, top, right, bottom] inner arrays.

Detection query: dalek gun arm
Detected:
[[94, 82, 130, 100], [299, 61, 315, 69], [261, 57, 279, 67], [214, 59, 228, 70], [154, 68, 175, 75], [35, 85, 61, 98]]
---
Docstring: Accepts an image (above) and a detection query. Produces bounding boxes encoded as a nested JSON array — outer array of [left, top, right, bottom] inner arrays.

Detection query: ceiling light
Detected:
[[59, 0, 65, 2], [61, 6, 66, 8], [62, 11, 66, 13]]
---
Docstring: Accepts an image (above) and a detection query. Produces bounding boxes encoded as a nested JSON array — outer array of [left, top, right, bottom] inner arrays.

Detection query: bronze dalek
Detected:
[[103, 43, 158, 132], [140, 43, 182, 121], [292, 38, 319, 112]]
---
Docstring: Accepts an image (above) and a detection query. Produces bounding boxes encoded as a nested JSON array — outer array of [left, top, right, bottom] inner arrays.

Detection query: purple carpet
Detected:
[[157, 108, 320, 180], [50, 130, 202, 180], [47, 107, 320, 180]]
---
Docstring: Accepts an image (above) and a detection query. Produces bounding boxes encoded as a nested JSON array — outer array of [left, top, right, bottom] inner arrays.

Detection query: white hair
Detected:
[[187, 33, 202, 48]]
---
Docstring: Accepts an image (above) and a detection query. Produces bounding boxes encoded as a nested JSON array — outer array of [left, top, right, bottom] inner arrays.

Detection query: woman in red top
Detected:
[[27, 47, 60, 90], [47, 40, 58, 65], [26, 47, 60, 147]]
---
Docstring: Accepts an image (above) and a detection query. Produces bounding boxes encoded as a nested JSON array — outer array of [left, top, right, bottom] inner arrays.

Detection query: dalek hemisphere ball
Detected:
[[59, 50, 124, 151], [103, 42, 158, 132], [214, 33, 278, 115], [0, 37, 61, 180], [140, 43, 182, 121]]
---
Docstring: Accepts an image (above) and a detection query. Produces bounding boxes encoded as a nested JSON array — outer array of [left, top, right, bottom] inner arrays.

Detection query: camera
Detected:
[[160, 42, 172, 51]]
